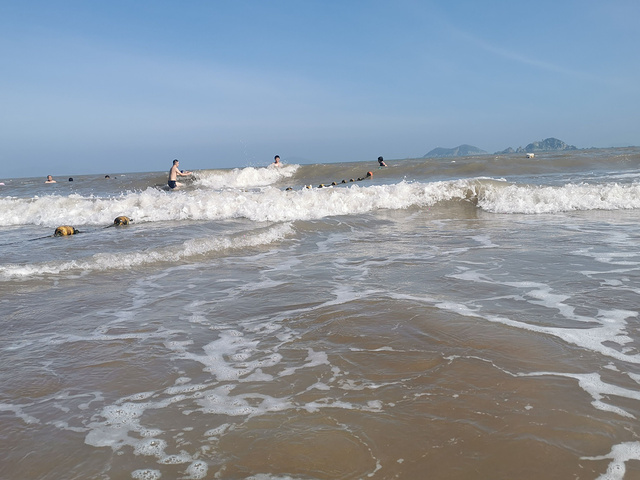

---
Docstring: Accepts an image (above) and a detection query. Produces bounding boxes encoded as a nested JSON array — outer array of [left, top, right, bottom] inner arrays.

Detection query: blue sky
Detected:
[[1, 0, 639, 178]]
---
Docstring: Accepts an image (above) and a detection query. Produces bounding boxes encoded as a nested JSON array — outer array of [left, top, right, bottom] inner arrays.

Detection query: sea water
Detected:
[[1, 148, 640, 479]]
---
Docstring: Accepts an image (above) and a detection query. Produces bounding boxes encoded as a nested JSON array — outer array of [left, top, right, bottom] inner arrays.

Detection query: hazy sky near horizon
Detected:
[[1, 0, 639, 178]]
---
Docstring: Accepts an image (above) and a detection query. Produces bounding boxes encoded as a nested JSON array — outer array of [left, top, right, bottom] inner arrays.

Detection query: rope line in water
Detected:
[[0, 216, 136, 244], [286, 171, 374, 191], [55, 216, 133, 237]]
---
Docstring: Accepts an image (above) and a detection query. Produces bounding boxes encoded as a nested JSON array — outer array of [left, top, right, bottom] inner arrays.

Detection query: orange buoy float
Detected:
[[113, 216, 132, 226], [54, 226, 78, 236]]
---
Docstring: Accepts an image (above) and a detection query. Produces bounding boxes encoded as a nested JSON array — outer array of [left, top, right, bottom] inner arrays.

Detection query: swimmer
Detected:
[[273, 155, 281, 166], [168, 159, 191, 189], [378, 156, 387, 167], [45, 175, 56, 183]]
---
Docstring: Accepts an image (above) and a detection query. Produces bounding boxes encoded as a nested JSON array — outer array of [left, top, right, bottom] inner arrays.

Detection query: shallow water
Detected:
[[1, 149, 640, 479]]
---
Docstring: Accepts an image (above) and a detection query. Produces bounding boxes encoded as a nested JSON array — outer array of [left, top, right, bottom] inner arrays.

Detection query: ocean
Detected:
[[1, 148, 640, 480]]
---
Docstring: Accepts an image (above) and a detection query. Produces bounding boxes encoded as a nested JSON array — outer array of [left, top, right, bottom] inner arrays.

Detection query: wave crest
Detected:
[[193, 164, 299, 189], [477, 181, 640, 214], [0, 223, 295, 280], [1, 178, 639, 229]]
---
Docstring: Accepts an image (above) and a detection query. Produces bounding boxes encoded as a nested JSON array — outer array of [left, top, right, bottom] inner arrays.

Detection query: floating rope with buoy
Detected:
[[0, 216, 134, 245], [53, 216, 133, 238], [103, 216, 134, 229], [291, 172, 373, 191]]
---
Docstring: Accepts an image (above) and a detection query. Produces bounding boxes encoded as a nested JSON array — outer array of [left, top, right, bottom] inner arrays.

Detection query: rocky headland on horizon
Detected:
[[424, 137, 578, 158]]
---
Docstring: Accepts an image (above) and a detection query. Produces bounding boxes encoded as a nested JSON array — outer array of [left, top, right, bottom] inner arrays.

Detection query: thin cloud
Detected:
[[448, 25, 614, 86]]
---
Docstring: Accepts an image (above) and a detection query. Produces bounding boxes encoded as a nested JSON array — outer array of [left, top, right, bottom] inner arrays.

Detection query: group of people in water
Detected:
[[43, 155, 388, 190], [44, 174, 115, 183], [167, 154, 387, 190]]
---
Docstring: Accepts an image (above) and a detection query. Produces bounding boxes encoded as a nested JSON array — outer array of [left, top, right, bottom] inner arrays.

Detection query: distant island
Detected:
[[424, 137, 578, 158], [423, 144, 488, 158], [495, 137, 578, 155]]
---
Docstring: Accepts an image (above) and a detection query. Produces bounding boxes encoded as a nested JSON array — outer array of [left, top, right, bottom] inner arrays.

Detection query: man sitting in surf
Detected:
[[168, 159, 192, 189]]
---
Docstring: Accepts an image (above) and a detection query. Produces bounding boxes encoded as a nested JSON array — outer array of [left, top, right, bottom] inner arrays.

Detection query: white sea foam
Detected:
[[194, 164, 298, 189], [478, 181, 640, 214], [77, 312, 383, 469], [0, 223, 294, 279], [442, 301, 640, 364], [184, 460, 208, 479], [131, 469, 162, 480], [1, 178, 639, 230], [391, 291, 640, 364], [279, 348, 330, 377], [171, 329, 281, 382], [582, 441, 640, 480], [520, 372, 640, 418]]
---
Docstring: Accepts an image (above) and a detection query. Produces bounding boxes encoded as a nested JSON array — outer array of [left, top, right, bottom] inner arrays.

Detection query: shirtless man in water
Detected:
[[168, 159, 192, 189]]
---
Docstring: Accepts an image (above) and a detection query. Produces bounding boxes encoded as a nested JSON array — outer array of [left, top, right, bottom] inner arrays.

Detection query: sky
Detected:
[[1, 0, 639, 178]]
